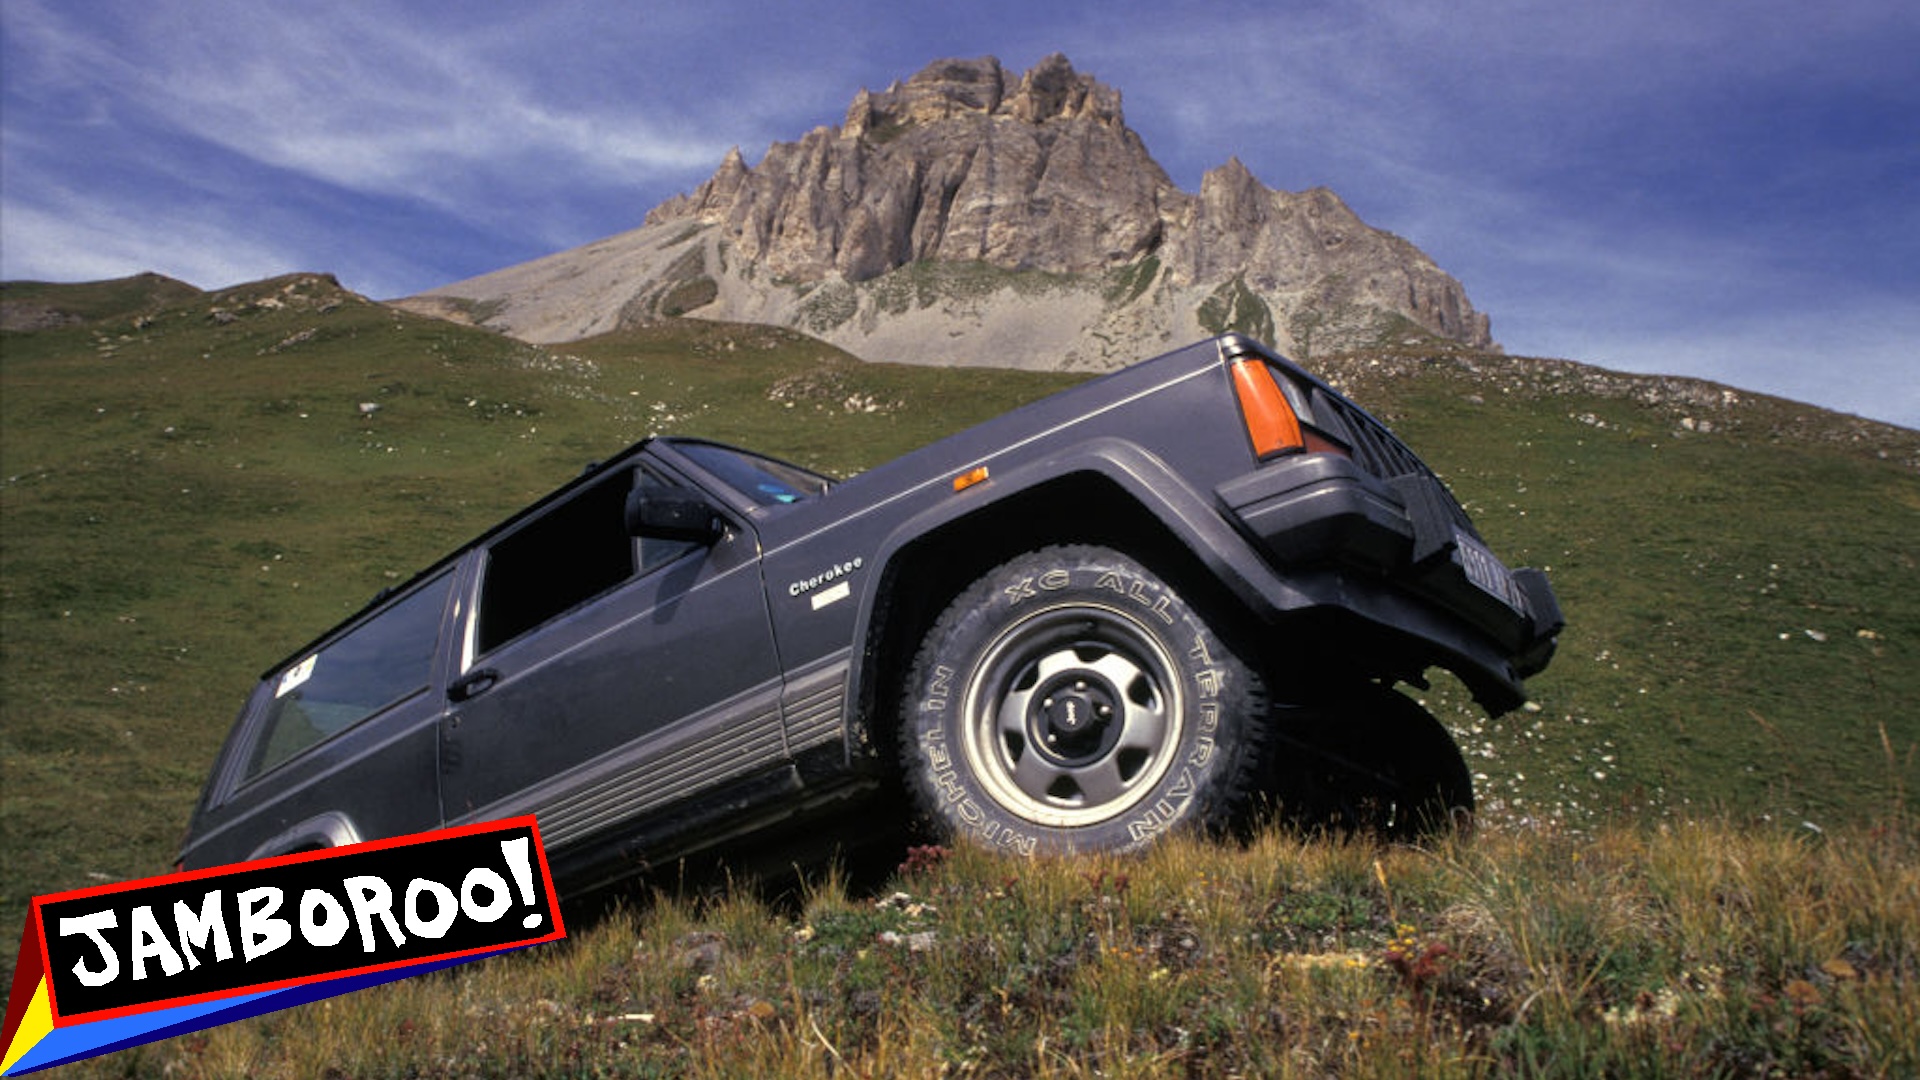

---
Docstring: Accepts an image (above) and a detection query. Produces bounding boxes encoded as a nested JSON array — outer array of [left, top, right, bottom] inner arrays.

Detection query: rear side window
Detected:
[[245, 572, 454, 781]]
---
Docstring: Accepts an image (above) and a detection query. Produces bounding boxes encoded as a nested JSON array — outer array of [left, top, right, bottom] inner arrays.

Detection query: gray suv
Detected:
[[181, 335, 1560, 891]]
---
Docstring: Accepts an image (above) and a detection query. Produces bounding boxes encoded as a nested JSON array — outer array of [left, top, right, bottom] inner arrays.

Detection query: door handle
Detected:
[[448, 667, 501, 702]]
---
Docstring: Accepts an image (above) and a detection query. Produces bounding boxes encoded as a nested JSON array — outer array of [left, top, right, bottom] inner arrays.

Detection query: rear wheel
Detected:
[[1270, 684, 1474, 838], [900, 546, 1270, 854]]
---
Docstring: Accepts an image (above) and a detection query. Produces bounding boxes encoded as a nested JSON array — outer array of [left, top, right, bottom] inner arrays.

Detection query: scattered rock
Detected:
[[671, 931, 727, 975]]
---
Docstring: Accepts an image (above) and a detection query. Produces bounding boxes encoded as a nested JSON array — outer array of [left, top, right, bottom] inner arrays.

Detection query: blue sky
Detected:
[[4, 0, 1916, 427]]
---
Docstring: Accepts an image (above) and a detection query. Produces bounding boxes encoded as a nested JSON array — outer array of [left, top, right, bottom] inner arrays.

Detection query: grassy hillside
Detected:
[[1305, 351, 1919, 830], [3, 275, 1917, 1073], [49, 825, 1920, 1078]]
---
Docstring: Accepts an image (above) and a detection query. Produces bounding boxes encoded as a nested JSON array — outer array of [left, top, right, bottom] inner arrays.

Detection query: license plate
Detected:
[[1453, 530, 1524, 609]]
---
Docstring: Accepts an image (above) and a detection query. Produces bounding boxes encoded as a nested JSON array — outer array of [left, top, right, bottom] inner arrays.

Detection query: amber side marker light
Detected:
[[1230, 359, 1306, 458], [953, 465, 990, 492]]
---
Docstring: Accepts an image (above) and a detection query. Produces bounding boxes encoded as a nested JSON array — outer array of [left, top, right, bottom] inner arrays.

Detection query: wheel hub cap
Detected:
[[959, 602, 1187, 828], [1035, 676, 1119, 762]]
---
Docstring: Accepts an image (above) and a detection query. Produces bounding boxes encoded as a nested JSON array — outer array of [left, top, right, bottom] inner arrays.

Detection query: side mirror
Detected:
[[625, 486, 723, 544]]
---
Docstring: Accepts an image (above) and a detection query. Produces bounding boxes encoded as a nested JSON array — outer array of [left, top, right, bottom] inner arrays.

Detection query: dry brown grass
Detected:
[[61, 816, 1918, 1079]]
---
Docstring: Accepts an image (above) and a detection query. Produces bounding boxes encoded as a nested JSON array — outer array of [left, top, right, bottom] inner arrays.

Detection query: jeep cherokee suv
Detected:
[[181, 335, 1561, 888]]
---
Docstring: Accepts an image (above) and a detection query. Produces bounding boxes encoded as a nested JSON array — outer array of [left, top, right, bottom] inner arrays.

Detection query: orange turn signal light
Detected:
[[952, 465, 990, 492], [1230, 359, 1305, 458]]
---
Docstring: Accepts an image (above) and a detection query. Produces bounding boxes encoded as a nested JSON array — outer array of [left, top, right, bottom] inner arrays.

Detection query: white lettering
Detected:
[[299, 888, 350, 948], [344, 876, 407, 952], [172, 890, 232, 970], [1150, 594, 1175, 625], [48, 835, 554, 997], [60, 910, 121, 987], [404, 878, 460, 939], [460, 868, 512, 923], [1189, 736, 1217, 768], [237, 887, 291, 962], [129, 905, 185, 981], [789, 557, 865, 597], [932, 769, 966, 805], [924, 665, 953, 711]]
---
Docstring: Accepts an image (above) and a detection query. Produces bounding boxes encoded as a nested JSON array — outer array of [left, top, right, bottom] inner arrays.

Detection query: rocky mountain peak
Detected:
[[414, 55, 1494, 368], [645, 54, 1164, 283], [1012, 52, 1123, 125], [841, 54, 1124, 139]]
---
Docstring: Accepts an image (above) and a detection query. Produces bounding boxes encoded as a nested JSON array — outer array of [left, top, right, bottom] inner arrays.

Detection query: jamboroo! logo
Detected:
[[2, 818, 564, 1074]]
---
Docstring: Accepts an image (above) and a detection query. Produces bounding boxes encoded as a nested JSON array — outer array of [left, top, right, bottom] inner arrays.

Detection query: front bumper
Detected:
[[1217, 453, 1562, 704]]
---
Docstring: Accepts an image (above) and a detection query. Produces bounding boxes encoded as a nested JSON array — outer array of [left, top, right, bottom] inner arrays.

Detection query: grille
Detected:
[[1310, 386, 1478, 535]]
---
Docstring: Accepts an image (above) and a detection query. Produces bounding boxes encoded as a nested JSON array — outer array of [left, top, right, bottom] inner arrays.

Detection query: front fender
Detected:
[[863, 437, 1315, 623]]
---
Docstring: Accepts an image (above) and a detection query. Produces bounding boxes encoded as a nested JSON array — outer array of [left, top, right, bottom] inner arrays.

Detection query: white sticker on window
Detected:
[[277, 654, 318, 698]]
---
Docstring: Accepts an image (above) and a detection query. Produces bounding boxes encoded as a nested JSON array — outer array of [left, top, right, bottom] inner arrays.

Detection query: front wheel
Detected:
[[900, 546, 1269, 854]]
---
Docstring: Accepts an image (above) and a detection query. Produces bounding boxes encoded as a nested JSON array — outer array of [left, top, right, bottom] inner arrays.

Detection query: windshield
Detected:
[[672, 442, 833, 508]]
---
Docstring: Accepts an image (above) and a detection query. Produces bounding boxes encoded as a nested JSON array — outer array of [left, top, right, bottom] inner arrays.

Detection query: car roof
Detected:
[[252, 433, 838, 680]]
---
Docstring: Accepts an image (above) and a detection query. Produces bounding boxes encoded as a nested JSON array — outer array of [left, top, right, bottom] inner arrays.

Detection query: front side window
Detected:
[[245, 572, 454, 780], [472, 465, 701, 657], [476, 468, 636, 655]]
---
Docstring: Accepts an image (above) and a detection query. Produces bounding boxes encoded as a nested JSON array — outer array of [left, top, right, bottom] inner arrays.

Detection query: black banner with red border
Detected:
[[3, 818, 564, 1074]]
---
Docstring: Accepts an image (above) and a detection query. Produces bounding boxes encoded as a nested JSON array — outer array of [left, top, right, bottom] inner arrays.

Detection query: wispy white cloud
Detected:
[[5, 2, 734, 210], [1057, 0, 1920, 428], [1088, 0, 1918, 186], [0, 197, 302, 289]]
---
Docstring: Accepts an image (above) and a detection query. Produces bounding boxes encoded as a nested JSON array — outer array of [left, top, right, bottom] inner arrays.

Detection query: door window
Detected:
[[474, 466, 699, 656]]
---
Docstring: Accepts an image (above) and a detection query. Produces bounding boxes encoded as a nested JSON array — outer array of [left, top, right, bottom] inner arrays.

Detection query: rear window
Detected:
[[244, 572, 454, 780]]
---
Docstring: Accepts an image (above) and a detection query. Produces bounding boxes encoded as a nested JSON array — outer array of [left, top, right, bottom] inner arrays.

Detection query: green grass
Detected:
[[1196, 273, 1276, 344], [4, 274, 1919, 1073], [556, 319, 1084, 479], [1314, 355, 1920, 828], [1103, 255, 1161, 306], [1, 273, 201, 326], [3, 277, 594, 962], [858, 259, 1081, 317]]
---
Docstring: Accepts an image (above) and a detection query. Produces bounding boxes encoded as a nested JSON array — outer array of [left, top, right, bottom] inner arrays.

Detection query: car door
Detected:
[[189, 569, 460, 866], [436, 459, 786, 852]]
